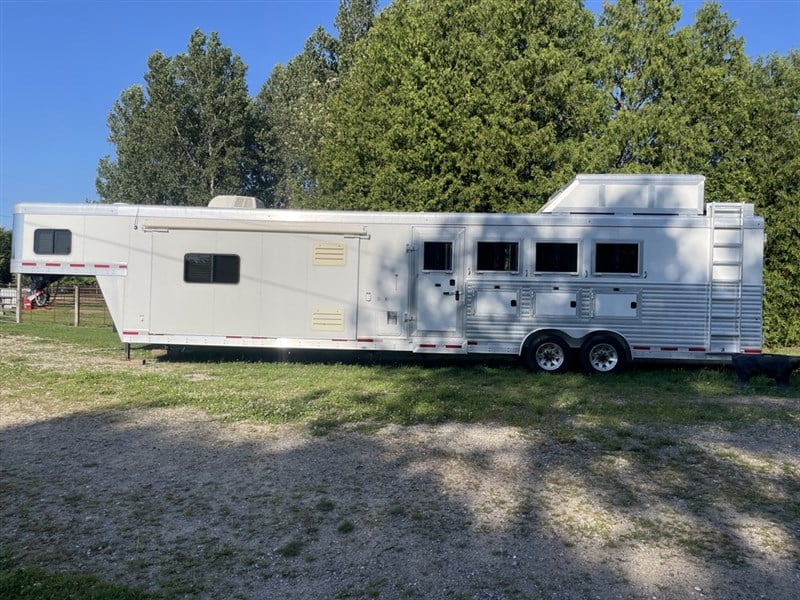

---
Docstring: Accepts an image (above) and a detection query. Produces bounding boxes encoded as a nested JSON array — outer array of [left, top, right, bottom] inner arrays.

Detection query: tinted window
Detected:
[[423, 242, 453, 271], [34, 229, 72, 255], [595, 243, 639, 274], [535, 242, 578, 273], [477, 242, 519, 272], [184, 253, 240, 284]]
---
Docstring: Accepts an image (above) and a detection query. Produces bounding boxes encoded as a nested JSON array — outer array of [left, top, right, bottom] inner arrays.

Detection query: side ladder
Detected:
[[708, 203, 745, 353]]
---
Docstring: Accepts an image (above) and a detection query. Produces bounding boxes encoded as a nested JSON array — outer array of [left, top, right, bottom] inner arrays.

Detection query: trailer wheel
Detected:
[[525, 335, 571, 373], [33, 292, 48, 307], [581, 335, 626, 374]]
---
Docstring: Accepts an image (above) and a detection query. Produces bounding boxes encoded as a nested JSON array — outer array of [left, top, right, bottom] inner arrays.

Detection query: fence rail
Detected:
[[0, 285, 112, 327]]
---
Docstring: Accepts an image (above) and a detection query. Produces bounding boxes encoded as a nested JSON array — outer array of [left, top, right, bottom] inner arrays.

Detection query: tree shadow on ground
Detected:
[[2, 395, 798, 599]]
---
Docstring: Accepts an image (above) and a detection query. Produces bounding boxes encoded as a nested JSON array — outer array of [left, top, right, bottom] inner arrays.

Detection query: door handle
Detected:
[[455, 290, 461, 301]]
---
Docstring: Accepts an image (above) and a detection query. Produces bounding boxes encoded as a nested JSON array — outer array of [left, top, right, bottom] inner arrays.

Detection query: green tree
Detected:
[[97, 30, 264, 205], [669, 1, 755, 201], [0, 227, 11, 284], [595, 0, 708, 172], [750, 51, 800, 346], [317, 0, 605, 212], [254, 0, 378, 207]]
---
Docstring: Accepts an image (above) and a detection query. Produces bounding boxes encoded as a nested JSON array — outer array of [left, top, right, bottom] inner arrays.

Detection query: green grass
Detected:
[[1, 319, 797, 433], [0, 554, 153, 600]]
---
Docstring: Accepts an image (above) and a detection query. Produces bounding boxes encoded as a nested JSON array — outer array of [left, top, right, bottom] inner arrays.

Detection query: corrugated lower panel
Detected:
[[464, 281, 764, 352]]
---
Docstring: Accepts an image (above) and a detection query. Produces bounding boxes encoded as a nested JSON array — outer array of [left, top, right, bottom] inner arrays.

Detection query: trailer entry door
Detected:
[[412, 227, 465, 335]]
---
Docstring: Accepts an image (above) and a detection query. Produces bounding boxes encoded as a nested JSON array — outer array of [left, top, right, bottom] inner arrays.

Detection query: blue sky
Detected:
[[1, 0, 798, 230]]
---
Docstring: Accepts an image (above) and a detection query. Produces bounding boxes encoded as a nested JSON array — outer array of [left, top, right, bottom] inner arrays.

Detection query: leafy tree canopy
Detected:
[[254, 0, 378, 207], [0, 227, 11, 285], [316, 0, 606, 212], [96, 30, 265, 205]]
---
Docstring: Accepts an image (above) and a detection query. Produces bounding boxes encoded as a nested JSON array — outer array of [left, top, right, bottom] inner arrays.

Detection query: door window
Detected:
[[423, 241, 453, 271]]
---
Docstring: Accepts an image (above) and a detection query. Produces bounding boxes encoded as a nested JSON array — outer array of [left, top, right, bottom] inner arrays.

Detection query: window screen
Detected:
[[184, 253, 240, 284], [535, 242, 578, 273], [477, 242, 519, 272], [423, 242, 453, 271], [594, 243, 640, 274], [34, 229, 72, 255]]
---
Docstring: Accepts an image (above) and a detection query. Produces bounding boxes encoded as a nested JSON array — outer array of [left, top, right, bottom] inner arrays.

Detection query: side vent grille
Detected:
[[311, 309, 345, 331], [313, 243, 347, 266]]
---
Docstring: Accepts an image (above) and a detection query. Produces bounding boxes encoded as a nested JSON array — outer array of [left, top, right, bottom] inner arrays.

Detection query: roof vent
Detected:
[[208, 195, 265, 209]]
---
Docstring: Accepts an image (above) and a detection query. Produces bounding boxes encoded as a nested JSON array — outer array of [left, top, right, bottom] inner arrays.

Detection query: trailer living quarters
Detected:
[[11, 174, 765, 373]]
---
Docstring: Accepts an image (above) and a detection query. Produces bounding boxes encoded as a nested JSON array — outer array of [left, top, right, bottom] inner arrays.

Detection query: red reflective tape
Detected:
[[94, 264, 111, 268], [225, 335, 242, 339], [357, 338, 374, 343], [743, 349, 762, 354], [331, 338, 348, 342], [445, 344, 462, 349], [122, 331, 139, 335], [419, 343, 436, 348], [45, 262, 60, 267], [633, 345, 650, 351], [688, 347, 706, 352], [69, 263, 86, 267], [21, 261, 37, 266]]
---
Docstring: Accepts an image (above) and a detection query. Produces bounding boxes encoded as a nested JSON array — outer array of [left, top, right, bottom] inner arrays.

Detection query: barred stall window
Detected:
[[594, 243, 640, 275], [535, 242, 578, 273], [477, 242, 519, 272], [184, 253, 240, 284]]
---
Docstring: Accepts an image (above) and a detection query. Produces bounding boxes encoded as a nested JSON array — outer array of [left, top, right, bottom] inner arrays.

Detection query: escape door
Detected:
[[411, 227, 465, 335]]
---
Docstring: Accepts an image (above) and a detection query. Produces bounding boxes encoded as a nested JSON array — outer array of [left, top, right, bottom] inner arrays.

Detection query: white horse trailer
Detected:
[[11, 174, 765, 373]]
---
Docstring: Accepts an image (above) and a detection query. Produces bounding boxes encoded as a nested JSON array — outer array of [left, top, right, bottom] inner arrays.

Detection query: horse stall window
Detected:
[[34, 229, 72, 255], [594, 242, 640, 275], [184, 253, 240, 284], [477, 241, 519, 272], [535, 242, 578, 273]]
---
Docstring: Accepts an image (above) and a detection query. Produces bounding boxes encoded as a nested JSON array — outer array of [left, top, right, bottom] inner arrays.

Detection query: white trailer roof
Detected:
[[14, 174, 710, 225]]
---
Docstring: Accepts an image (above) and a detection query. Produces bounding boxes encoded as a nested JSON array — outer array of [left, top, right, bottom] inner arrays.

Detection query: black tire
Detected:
[[580, 335, 627, 374], [525, 335, 571, 373]]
